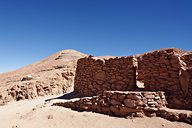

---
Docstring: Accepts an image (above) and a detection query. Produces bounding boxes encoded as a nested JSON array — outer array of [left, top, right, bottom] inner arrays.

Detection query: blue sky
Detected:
[[0, 0, 192, 73]]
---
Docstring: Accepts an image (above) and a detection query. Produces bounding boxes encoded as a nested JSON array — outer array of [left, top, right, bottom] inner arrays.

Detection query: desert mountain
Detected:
[[0, 49, 87, 104]]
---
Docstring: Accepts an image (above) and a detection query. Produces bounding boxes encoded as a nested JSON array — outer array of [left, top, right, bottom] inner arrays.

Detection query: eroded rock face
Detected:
[[0, 50, 87, 105]]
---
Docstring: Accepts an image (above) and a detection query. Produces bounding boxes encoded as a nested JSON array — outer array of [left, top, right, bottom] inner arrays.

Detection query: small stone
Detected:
[[110, 105, 119, 114], [21, 74, 33, 81], [137, 100, 144, 106], [85, 102, 92, 105], [12, 125, 19, 128], [146, 112, 156, 117], [124, 99, 136, 108], [97, 81, 103, 85], [144, 107, 158, 112], [149, 104, 156, 107], [94, 71, 106, 81], [47, 114, 53, 119], [110, 99, 121, 105], [32, 108, 36, 111], [82, 106, 89, 110], [118, 94, 126, 101], [127, 94, 141, 100], [119, 106, 139, 117], [148, 101, 158, 105], [154, 96, 160, 100], [134, 112, 144, 117], [116, 76, 123, 80], [147, 99, 154, 102], [145, 95, 155, 99]]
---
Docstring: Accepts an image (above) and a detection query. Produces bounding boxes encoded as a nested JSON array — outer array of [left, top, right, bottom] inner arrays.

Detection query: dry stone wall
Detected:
[[137, 48, 183, 92], [157, 108, 192, 124], [181, 52, 192, 67], [137, 49, 192, 110], [74, 56, 137, 96], [74, 48, 192, 110], [53, 91, 166, 117]]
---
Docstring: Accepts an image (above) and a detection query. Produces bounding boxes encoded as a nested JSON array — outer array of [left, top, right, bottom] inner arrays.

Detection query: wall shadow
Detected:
[[45, 91, 84, 102]]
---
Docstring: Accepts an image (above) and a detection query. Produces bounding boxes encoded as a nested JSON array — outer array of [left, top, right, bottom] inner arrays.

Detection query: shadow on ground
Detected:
[[45, 91, 84, 102]]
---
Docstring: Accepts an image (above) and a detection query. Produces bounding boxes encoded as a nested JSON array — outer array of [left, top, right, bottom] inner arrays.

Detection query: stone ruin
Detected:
[[73, 48, 192, 110], [55, 91, 167, 117], [53, 48, 192, 124]]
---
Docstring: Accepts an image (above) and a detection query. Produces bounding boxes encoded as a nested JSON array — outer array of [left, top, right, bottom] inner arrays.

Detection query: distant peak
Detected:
[[59, 49, 83, 54], [54, 49, 87, 60]]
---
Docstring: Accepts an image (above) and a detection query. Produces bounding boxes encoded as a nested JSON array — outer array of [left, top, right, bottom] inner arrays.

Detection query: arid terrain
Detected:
[[0, 49, 87, 105], [0, 49, 192, 128], [0, 95, 191, 128]]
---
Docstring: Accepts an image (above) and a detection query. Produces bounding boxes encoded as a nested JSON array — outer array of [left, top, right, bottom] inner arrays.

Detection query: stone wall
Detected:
[[181, 52, 192, 67], [137, 48, 183, 92], [73, 48, 192, 110], [53, 91, 166, 117], [137, 48, 192, 110], [74, 56, 137, 96]]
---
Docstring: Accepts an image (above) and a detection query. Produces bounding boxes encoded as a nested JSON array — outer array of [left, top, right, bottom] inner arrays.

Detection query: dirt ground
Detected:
[[0, 95, 191, 128]]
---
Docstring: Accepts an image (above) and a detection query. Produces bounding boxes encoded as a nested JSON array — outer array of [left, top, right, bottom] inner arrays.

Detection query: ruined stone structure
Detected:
[[53, 91, 192, 124], [74, 48, 192, 110], [137, 49, 192, 109], [54, 91, 167, 117]]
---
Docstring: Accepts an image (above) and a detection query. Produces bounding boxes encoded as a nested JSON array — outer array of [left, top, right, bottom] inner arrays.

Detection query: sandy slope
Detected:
[[0, 50, 87, 105], [0, 95, 191, 128], [0, 49, 87, 84]]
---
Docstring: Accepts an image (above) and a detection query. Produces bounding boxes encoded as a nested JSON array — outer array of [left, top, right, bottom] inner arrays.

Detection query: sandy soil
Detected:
[[0, 95, 191, 128]]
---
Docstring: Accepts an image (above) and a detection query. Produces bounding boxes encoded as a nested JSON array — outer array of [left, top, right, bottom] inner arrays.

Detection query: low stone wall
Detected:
[[74, 56, 137, 96], [157, 108, 192, 124], [53, 91, 166, 117]]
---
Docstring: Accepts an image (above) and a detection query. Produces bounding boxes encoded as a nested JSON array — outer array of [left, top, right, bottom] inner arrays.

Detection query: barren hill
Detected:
[[0, 49, 87, 104]]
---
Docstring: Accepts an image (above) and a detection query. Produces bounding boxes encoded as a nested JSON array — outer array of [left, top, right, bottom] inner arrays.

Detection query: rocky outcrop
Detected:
[[0, 50, 87, 105], [0, 69, 75, 103]]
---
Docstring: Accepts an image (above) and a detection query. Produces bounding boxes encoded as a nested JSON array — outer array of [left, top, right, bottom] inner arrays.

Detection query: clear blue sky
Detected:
[[0, 0, 192, 73]]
